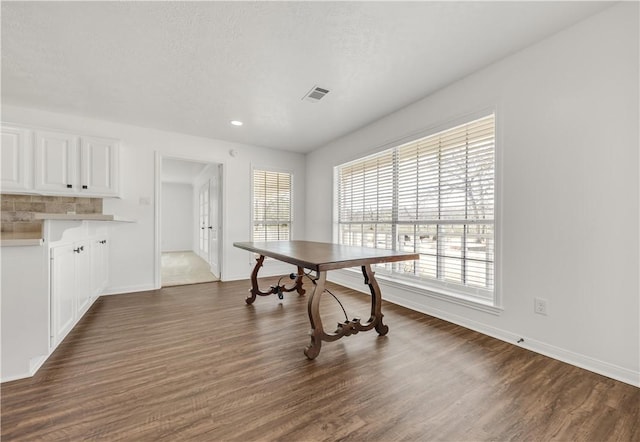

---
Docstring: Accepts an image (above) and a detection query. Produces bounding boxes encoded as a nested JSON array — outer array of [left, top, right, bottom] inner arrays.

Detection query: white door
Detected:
[[198, 182, 210, 260], [208, 169, 220, 277], [34, 130, 78, 193]]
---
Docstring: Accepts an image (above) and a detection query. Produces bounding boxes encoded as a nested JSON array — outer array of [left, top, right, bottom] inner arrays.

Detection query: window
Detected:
[[252, 169, 292, 241], [336, 114, 495, 303]]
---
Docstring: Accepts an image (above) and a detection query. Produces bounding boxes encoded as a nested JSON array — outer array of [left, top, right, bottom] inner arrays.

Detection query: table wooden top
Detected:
[[233, 240, 419, 272]]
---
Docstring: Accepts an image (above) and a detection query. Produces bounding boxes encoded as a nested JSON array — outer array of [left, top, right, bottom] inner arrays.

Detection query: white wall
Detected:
[[306, 3, 639, 385], [1, 245, 49, 381], [161, 182, 193, 252], [2, 105, 307, 292]]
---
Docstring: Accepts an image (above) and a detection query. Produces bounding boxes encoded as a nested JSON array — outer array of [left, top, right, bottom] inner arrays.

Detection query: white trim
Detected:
[[1, 368, 37, 383], [328, 271, 639, 387], [493, 104, 504, 309], [154, 152, 161, 289], [28, 355, 48, 376], [223, 273, 255, 282], [391, 294, 640, 387], [101, 284, 157, 296], [333, 108, 498, 306], [330, 268, 502, 315]]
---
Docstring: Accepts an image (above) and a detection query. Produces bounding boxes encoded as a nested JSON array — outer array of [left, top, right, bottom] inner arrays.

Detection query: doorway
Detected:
[[159, 157, 222, 287]]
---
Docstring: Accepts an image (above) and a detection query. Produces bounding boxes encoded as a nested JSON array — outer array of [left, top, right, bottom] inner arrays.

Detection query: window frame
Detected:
[[333, 110, 500, 309]]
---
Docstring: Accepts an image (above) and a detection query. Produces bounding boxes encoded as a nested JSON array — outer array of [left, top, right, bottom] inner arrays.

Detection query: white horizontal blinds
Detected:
[[337, 150, 393, 249], [396, 115, 495, 294], [336, 113, 495, 301], [253, 170, 292, 241], [397, 115, 494, 222]]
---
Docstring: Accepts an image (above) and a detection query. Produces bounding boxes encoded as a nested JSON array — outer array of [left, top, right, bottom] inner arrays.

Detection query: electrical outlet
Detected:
[[534, 297, 548, 315]]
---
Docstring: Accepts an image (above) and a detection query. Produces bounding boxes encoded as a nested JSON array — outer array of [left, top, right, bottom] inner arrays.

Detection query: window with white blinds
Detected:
[[253, 169, 292, 241], [336, 114, 495, 302]]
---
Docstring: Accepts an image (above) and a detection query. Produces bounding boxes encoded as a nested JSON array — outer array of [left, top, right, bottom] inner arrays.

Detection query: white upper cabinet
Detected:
[[1, 125, 31, 192], [34, 130, 78, 193], [14, 125, 121, 197], [80, 137, 119, 196]]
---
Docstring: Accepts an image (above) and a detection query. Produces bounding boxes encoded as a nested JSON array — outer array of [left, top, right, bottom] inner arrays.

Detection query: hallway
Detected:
[[161, 251, 218, 287]]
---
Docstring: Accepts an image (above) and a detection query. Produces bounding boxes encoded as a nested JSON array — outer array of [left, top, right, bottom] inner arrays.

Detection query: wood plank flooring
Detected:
[[2, 279, 638, 441]]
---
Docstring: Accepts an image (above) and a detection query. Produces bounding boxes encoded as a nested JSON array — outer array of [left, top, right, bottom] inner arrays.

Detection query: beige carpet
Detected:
[[161, 251, 219, 287]]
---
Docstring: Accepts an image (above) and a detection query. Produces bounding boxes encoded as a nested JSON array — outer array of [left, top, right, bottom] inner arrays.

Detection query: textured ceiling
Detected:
[[1, 1, 612, 153]]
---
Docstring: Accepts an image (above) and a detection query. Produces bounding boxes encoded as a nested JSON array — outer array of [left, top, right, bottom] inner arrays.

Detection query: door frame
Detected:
[[205, 169, 222, 277], [154, 152, 225, 289]]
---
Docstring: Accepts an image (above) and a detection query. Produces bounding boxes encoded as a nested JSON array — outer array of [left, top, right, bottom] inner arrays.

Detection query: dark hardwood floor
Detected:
[[2, 279, 638, 441]]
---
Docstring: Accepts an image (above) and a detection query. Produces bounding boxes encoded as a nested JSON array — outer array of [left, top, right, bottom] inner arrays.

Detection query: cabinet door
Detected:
[[51, 244, 76, 347], [1, 125, 31, 192], [34, 130, 78, 193], [91, 237, 109, 296], [80, 137, 119, 196], [75, 241, 92, 317]]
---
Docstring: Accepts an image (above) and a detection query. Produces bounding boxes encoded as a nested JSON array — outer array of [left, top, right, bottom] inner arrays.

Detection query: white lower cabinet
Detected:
[[75, 241, 93, 318], [50, 236, 108, 348], [50, 244, 77, 348], [1, 221, 115, 382], [92, 238, 109, 296]]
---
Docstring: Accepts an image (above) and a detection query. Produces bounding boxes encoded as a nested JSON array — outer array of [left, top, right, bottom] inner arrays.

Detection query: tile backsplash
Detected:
[[0, 194, 103, 233]]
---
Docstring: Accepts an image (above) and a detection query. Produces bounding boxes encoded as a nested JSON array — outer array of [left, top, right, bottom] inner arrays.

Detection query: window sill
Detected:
[[333, 268, 503, 316]]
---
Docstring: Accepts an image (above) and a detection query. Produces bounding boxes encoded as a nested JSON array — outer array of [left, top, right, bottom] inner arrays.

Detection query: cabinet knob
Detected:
[[67, 184, 73, 189]]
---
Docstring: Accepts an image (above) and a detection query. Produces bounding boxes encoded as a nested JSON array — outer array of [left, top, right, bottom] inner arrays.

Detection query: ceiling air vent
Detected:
[[303, 86, 330, 102]]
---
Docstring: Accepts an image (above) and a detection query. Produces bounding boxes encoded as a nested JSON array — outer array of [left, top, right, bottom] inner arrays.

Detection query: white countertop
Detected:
[[1, 214, 135, 246], [33, 213, 135, 222], [0, 232, 45, 247]]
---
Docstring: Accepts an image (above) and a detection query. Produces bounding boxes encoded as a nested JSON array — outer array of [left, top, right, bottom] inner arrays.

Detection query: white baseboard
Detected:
[[329, 271, 640, 387], [1, 371, 31, 383], [221, 273, 251, 282], [28, 354, 48, 377], [1, 354, 48, 384], [101, 283, 158, 296]]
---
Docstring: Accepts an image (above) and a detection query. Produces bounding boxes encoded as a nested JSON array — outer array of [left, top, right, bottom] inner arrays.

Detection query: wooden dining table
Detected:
[[233, 240, 419, 359]]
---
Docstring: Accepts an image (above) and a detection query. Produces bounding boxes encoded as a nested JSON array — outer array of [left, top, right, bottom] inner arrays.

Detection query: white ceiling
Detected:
[[2, 1, 612, 153]]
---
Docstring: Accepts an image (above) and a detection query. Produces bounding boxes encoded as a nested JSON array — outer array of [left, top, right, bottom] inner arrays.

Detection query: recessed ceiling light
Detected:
[[230, 120, 243, 126]]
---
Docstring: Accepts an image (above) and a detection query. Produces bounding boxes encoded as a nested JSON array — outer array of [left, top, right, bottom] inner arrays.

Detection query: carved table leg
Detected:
[[246, 257, 307, 305], [362, 264, 388, 336], [293, 266, 306, 296], [304, 271, 327, 359], [303, 266, 389, 359], [246, 255, 266, 304]]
